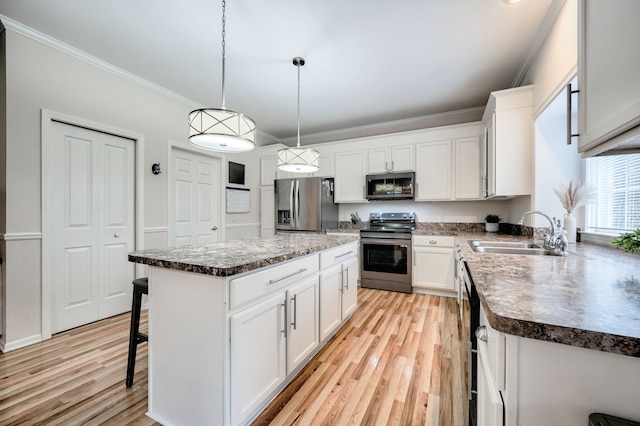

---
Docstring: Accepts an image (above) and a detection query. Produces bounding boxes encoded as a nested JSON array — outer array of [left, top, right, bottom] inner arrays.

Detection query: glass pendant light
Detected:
[[188, 0, 256, 152], [277, 57, 320, 173]]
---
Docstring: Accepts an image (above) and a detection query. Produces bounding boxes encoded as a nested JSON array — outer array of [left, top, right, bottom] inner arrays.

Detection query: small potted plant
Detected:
[[484, 214, 501, 233]]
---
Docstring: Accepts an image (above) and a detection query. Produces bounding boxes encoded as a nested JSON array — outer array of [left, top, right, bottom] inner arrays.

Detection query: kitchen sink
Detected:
[[469, 240, 541, 249], [468, 240, 552, 256]]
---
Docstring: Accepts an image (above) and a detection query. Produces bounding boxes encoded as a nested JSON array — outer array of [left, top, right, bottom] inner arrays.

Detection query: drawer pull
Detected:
[[268, 268, 308, 285], [429, 240, 437, 245], [335, 250, 353, 259]]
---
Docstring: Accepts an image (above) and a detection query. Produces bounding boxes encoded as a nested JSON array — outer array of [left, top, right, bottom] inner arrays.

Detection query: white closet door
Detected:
[[171, 148, 220, 247], [50, 122, 135, 333]]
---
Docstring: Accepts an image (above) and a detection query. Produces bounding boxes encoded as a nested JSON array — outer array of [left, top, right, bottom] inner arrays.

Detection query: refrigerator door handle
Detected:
[[295, 180, 300, 227], [289, 181, 295, 228]]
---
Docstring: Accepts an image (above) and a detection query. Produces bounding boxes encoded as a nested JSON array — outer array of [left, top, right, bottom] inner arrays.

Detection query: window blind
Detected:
[[585, 153, 640, 232]]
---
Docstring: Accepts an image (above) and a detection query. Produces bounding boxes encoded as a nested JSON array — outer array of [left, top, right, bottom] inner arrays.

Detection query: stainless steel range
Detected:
[[360, 212, 415, 293]]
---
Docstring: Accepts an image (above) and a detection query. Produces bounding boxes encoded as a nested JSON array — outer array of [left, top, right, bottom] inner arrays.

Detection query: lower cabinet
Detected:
[[412, 235, 456, 295], [319, 242, 359, 341], [287, 276, 320, 373], [230, 292, 287, 425]]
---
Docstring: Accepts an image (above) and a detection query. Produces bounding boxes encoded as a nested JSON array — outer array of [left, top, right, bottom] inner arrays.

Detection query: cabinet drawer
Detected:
[[230, 254, 319, 309], [319, 242, 358, 269], [413, 235, 455, 248]]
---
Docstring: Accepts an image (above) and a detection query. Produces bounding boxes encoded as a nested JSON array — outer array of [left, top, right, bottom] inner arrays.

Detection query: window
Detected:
[[584, 153, 640, 233]]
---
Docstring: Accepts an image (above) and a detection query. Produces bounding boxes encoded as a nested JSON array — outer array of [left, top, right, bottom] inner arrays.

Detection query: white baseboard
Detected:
[[0, 333, 43, 353]]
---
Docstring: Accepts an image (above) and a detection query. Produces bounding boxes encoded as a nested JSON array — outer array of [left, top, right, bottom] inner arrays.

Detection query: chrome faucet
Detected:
[[517, 210, 567, 256]]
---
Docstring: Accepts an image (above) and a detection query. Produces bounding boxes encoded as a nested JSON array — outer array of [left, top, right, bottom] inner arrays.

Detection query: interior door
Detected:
[[171, 148, 220, 246], [50, 121, 135, 333]]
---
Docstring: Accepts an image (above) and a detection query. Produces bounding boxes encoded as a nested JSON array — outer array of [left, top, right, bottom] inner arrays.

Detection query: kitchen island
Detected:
[[128, 233, 359, 426]]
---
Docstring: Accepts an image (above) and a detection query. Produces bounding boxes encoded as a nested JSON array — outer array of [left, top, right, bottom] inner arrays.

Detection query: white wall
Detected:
[[522, 0, 578, 118], [225, 151, 262, 240]]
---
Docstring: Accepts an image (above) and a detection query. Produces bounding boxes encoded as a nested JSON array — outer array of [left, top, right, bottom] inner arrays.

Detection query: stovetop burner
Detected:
[[365, 212, 416, 233]]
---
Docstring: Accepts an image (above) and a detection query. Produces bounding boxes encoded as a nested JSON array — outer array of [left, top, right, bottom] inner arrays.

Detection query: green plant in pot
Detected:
[[612, 227, 640, 254], [485, 214, 501, 233]]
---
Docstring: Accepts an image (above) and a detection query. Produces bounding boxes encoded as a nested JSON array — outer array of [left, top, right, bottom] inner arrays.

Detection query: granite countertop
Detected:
[[456, 231, 640, 357], [128, 233, 359, 277]]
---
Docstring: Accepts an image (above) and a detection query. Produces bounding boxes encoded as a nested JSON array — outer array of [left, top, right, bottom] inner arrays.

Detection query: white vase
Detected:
[[485, 222, 499, 233], [564, 213, 577, 244]]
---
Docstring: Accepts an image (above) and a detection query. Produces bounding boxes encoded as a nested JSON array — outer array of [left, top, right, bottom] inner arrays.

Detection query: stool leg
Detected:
[[126, 289, 143, 388]]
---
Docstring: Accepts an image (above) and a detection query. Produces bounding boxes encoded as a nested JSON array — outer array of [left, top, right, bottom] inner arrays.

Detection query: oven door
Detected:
[[360, 237, 412, 291]]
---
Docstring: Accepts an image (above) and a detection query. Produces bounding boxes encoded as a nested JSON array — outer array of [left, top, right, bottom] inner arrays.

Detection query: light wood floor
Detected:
[[0, 288, 467, 425]]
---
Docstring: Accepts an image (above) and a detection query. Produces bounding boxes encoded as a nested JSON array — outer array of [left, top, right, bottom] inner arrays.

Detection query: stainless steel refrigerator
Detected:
[[275, 177, 338, 232]]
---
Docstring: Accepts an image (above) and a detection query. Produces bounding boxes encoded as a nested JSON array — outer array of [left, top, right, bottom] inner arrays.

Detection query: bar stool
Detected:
[[126, 277, 148, 388]]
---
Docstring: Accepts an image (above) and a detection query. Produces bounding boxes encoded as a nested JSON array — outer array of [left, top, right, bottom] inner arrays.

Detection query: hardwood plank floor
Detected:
[[253, 289, 468, 426], [0, 288, 467, 425]]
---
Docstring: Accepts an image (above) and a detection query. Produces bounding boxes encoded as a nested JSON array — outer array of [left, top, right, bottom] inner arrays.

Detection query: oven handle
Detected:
[[361, 238, 411, 246]]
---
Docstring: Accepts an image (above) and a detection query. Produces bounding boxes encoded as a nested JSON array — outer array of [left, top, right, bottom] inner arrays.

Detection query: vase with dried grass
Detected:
[[552, 181, 593, 243]]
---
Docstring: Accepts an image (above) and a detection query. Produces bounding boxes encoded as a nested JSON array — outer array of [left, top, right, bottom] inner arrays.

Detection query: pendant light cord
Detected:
[[221, 0, 227, 109], [296, 60, 301, 148]]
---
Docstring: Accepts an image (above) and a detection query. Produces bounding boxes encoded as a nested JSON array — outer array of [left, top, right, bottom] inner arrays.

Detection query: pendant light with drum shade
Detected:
[[188, 0, 256, 152], [277, 57, 320, 173]]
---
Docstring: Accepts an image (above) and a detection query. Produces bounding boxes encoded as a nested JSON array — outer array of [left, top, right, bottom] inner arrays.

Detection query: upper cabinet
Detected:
[[415, 136, 481, 201], [481, 86, 533, 198], [578, 0, 640, 156], [334, 150, 368, 203], [367, 144, 414, 174]]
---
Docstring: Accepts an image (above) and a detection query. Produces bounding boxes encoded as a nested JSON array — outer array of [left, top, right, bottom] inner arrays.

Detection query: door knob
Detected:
[[475, 325, 488, 342], [211, 226, 218, 231], [114, 233, 120, 238]]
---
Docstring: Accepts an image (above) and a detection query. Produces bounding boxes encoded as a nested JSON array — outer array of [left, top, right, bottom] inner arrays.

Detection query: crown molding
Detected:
[[279, 106, 485, 146]]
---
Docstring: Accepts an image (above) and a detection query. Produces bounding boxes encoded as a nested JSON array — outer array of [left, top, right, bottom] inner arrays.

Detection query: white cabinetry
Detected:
[[415, 140, 452, 200], [578, 0, 640, 155], [319, 242, 359, 341], [455, 137, 480, 199], [412, 235, 456, 295], [481, 86, 533, 198], [334, 151, 367, 203], [230, 292, 287, 425], [260, 186, 275, 237], [367, 144, 414, 173], [286, 275, 320, 373], [415, 137, 480, 201]]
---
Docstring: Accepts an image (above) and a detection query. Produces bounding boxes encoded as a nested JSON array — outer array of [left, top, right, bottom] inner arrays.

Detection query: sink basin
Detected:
[[468, 240, 552, 256], [469, 240, 540, 249]]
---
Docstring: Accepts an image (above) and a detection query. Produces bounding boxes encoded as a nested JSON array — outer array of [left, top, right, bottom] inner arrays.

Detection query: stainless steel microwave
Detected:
[[365, 172, 415, 200]]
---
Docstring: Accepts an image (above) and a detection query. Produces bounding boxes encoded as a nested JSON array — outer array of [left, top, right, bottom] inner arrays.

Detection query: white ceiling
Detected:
[[0, 0, 557, 145]]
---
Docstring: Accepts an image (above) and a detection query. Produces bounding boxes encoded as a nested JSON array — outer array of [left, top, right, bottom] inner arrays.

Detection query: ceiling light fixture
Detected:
[[277, 57, 320, 173], [188, 0, 256, 152], [504, 0, 521, 3]]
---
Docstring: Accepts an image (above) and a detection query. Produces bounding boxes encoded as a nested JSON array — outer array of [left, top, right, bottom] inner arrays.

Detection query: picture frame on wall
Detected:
[[228, 161, 245, 185]]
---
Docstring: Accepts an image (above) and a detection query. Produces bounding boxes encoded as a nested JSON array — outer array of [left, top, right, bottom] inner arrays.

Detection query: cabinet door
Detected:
[[455, 137, 480, 200], [230, 292, 286, 425], [484, 116, 496, 198], [477, 338, 505, 426], [334, 151, 367, 203], [413, 246, 455, 291], [368, 147, 389, 173], [287, 276, 320, 373], [391, 144, 414, 172], [319, 264, 342, 341], [260, 186, 275, 237], [578, 0, 640, 153], [308, 153, 335, 177], [260, 156, 278, 186], [341, 256, 358, 319], [415, 140, 452, 201]]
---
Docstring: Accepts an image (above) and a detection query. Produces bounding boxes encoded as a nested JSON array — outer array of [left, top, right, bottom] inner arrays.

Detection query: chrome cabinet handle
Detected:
[[475, 325, 488, 342], [281, 302, 287, 338], [335, 250, 353, 259], [290, 294, 297, 330], [344, 266, 349, 290], [211, 226, 218, 231], [268, 268, 308, 285], [429, 240, 437, 245]]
